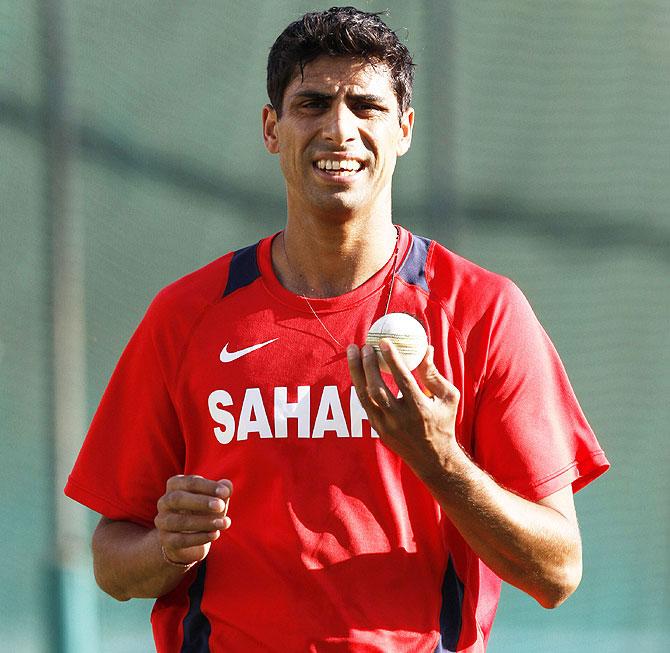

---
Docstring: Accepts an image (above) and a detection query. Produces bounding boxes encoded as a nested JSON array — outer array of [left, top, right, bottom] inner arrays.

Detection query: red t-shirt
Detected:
[[65, 226, 609, 652]]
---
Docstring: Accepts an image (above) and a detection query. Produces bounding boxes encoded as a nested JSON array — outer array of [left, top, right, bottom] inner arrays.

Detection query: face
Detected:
[[262, 56, 414, 221]]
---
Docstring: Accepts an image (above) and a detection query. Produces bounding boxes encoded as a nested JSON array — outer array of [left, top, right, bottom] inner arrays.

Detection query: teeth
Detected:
[[316, 159, 362, 172]]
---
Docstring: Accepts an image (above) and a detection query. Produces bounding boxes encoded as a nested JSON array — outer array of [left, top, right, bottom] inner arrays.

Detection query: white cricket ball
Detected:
[[365, 313, 429, 372]]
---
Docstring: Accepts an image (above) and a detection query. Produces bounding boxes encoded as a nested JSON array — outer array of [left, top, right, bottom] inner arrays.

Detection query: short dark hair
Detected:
[[267, 6, 414, 120]]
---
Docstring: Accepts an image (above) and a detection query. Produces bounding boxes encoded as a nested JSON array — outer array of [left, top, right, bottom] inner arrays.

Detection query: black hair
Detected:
[[267, 6, 414, 120]]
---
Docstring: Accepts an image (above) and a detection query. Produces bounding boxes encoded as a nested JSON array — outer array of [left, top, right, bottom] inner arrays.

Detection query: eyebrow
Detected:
[[291, 91, 389, 105]]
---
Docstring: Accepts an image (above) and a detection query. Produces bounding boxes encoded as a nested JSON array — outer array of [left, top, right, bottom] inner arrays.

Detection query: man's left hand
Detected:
[[347, 339, 461, 479]]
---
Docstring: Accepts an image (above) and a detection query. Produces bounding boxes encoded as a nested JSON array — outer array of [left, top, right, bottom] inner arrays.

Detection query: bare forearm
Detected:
[[92, 519, 191, 601], [416, 446, 582, 608], [91, 477, 231, 601], [348, 341, 583, 607]]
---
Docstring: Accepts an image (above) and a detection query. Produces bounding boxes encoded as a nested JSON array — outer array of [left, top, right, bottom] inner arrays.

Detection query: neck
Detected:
[[272, 216, 398, 298]]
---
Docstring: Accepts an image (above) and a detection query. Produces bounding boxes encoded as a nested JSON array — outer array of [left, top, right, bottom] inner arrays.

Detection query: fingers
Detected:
[[165, 474, 232, 500], [361, 344, 397, 409], [159, 524, 227, 566], [154, 509, 229, 534], [416, 346, 460, 405], [349, 339, 459, 413], [160, 526, 223, 554], [348, 339, 425, 410], [156, 475, 233, 539], [347, 345, 389, 419], [161, 475, 231, 512], [377, 339, 425, 403], [157, 490, 224, 514], [154, 475, 234, 567]]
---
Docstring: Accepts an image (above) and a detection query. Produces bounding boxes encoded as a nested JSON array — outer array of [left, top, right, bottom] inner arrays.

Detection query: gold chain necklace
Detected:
[[281, 227, 400, 348]]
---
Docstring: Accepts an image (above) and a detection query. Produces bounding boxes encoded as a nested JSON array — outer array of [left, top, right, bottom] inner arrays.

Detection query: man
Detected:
[[65, 7, 609, 652]]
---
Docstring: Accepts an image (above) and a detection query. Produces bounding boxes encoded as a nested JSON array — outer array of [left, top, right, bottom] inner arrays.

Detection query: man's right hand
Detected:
[[154, 475, 233, 566]]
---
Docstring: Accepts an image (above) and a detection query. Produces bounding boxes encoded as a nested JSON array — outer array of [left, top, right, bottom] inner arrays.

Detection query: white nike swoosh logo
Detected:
[[219, 338, 278, 363]]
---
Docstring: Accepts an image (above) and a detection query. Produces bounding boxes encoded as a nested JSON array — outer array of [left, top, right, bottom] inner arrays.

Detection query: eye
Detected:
[[353, 102, 385, 115], [302, 99, 328, 110]]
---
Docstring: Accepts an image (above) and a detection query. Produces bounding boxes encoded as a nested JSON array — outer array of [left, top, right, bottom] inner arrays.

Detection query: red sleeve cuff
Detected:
[[514, 449, 610, 502], [64, 476, 156, 529]]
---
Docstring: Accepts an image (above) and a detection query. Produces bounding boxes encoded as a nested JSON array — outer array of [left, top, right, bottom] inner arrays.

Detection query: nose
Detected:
[[322, 103, 358, 145]]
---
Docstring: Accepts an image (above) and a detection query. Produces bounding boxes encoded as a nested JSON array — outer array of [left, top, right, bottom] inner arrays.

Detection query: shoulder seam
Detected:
[[172, 298, 220, 397], [422, 240, 467, 354], [154, 254, 233, 403], [424, 238, 436, 286], [431, 294, 467, 355]]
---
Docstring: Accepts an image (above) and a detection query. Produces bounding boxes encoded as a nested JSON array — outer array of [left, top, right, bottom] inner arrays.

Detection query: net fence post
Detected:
[[41, 0, 101, 651]]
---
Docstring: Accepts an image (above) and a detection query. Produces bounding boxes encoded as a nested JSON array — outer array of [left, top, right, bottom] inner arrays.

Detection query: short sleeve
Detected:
[[472, 281, 609, 501], [64, 299, 185, 527]]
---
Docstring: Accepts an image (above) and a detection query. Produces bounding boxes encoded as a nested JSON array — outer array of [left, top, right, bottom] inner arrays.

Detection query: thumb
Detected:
[[417, 346, 460, 404], [216, 479, 233, 519], [216, 479, 233, 495]]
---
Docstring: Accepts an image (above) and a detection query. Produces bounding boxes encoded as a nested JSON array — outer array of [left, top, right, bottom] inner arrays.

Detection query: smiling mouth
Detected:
[[314, 159, 364, 176]]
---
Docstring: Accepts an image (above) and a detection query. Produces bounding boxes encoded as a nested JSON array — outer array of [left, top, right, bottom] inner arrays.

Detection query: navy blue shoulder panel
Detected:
[[180, 560, 211, 652], [434, 555, 465, 653], [223, 242, 261, 297], [398, 235, 431, 293]]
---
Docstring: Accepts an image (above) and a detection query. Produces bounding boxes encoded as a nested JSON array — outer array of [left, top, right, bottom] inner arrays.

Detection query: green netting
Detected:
[[456, 223, 670, 650], [448, 1, 670, 233], [0, 0, 42, 106], [1, 1, 668, 651], [0, 125, 54, 652]]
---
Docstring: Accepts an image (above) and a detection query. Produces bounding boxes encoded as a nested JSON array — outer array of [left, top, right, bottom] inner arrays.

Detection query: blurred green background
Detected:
[[1, 1, 668, 651]]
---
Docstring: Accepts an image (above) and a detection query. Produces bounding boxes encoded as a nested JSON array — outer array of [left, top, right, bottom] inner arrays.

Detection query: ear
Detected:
[[262, 104, 280, 154], [396, 107, 414, 157]]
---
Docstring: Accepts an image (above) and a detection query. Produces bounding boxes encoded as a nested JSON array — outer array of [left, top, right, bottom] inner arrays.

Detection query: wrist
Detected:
[[415, 437, 472, 487], [160, 545, 198, 572]]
